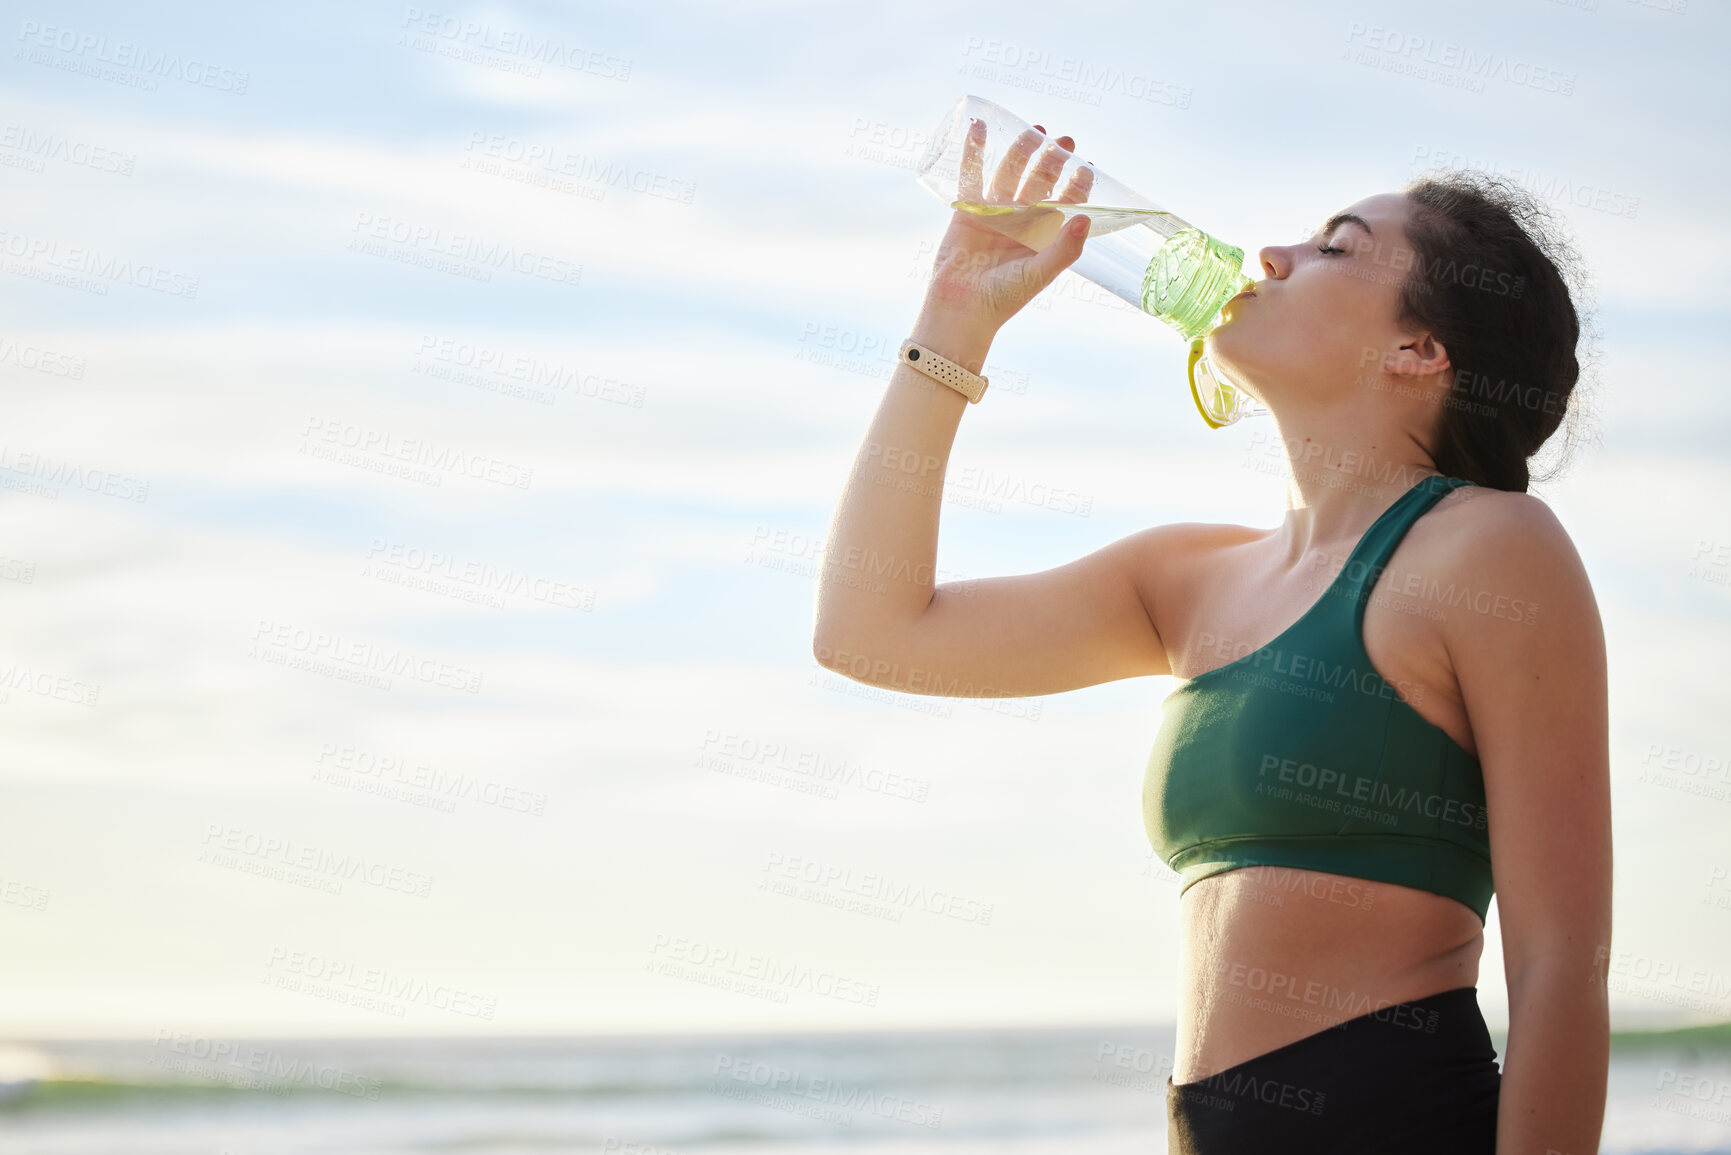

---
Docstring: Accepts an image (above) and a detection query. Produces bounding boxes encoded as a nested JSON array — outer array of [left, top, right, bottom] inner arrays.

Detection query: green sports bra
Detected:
[[1142, 474, 1493, 922]]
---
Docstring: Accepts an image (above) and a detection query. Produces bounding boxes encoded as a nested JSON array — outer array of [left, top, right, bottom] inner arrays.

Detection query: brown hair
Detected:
[[1398, 170, 1597, 492]]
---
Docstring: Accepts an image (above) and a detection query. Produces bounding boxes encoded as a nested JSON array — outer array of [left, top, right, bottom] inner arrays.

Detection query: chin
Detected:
[[1206, 328, 1271, 406]]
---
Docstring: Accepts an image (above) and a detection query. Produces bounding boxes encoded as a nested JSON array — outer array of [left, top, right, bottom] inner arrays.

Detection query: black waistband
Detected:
[[1167, 986, 1501, 1154]]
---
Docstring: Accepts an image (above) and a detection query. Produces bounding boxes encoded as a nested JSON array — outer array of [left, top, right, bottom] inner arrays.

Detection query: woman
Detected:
[[811, 124, 1611, 1153]]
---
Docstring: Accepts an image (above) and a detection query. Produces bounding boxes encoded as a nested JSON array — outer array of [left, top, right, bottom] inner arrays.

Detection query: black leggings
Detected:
[[1166, 986, 1501, 1154]]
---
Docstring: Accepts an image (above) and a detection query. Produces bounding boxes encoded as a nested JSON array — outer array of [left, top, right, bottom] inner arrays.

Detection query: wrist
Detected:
[[909, 308, 995, 376]]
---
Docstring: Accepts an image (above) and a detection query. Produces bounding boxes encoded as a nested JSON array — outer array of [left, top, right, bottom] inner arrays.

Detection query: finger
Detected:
[[988, 128, 1044, 203], [1020, 214, 1091, 294], [1017, 139, 1072, 205], [957, 118, 987, 202], [1055, 163, 1095, 205]]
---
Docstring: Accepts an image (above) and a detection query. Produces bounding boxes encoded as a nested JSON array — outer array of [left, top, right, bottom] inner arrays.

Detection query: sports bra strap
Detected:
[[1326, 475, 1477, 615]]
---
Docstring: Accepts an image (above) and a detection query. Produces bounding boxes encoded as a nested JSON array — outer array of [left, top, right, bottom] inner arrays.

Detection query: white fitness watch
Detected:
[[898, 339, 988, 404]]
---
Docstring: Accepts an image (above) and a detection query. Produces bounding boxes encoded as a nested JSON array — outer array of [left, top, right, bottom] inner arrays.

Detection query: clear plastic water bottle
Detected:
[[913, 94, 1263, 428]]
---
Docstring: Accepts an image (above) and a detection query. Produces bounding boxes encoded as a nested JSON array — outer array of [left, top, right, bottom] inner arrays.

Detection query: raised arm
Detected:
[[811, 121, 1173, 699]]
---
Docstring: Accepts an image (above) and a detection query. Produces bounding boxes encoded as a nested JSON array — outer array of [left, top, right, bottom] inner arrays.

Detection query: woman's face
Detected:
[[1209, 192, 1432, 411]]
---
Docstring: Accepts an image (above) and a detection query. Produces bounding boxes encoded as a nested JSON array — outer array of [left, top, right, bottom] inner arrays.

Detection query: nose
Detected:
[[1256, 244, 1293, 281]]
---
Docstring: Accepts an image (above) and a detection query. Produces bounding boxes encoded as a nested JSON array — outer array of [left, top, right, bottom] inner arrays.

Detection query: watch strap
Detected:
[[899, 339, 988, 403]]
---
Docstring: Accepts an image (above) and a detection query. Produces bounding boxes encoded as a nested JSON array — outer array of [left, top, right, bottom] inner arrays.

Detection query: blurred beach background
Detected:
[[1, 0, 1727, 1150], [2, 1026, 1730, 1153]]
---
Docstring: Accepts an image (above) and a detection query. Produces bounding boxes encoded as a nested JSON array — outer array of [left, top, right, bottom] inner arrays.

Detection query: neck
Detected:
[[1264, 404, 1440, 565]]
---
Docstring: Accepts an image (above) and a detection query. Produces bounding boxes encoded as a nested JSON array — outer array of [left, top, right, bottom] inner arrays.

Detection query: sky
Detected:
[[0, 0, 1728, 1040]]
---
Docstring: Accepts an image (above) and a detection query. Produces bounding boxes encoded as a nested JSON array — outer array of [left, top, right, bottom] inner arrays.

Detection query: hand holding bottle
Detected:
[[918, 118, 1096, 340], [914, 95, 1263, 427]]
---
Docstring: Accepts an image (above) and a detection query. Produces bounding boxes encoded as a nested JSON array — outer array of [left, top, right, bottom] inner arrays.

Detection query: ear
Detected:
[[1383, 332, 1451, 379]]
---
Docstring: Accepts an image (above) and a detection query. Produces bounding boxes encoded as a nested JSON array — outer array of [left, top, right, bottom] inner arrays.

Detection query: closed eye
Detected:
[[1317, 243, 1346, 255]]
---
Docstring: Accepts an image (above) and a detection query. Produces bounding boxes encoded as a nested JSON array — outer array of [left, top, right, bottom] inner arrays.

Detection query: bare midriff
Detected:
[[1170, 864, 1485, 1085]]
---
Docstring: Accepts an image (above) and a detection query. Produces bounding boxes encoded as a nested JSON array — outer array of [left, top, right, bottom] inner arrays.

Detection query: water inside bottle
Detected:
[[951, 196, 1261, 427], [950, 200, 1167, 249], [950, 200, 1249, 340]]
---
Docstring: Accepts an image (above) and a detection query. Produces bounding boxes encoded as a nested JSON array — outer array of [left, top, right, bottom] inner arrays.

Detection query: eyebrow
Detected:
[[1320, 211, 1374, 238]]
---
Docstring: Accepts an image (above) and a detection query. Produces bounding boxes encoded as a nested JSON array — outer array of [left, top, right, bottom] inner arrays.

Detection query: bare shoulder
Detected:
[[1413, 485, 1602, 649], [1123, 519, 1269, 587], [1118, 518, 1275, 642], [1425, 486, 1590, 587], [1130, 518, 1269, 558]]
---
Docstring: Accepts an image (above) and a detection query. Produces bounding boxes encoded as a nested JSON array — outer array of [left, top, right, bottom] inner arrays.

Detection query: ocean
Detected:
[[0, 1028, 1726, 1154]]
